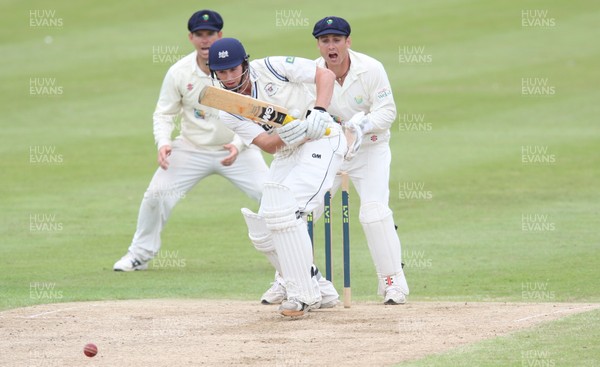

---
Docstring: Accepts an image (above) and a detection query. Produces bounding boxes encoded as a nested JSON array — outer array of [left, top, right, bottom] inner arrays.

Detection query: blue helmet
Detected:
[[208, 38, 249, 71]]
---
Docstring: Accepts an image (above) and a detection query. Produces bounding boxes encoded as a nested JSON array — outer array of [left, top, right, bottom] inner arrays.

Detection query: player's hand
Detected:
[[158, 145, 172, 170], [276, 119, 307, 146], [221, 143, 238, 166], [305, 108, 332, 140]]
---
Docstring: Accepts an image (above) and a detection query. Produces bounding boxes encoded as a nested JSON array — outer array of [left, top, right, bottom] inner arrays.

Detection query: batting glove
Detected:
[[305, 107, 332, 140], [276, 119, 307, 146]]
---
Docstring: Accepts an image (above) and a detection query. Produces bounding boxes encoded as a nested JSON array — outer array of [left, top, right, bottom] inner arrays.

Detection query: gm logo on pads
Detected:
[[312, 153, 322, 159], [218, 50, 229, 58]]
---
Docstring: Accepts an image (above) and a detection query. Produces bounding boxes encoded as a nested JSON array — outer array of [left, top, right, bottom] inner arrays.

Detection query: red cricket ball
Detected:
[[83, 343, 98, 357]]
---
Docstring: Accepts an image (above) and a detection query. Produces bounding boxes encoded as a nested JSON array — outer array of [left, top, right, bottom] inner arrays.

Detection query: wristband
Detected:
[[313, 106, 327, 112]]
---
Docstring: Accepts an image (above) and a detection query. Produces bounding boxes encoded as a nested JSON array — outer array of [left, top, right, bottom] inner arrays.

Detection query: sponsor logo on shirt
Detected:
[[376, 88, 392, 100], [285, 56, 295, 64], [354, 95, 363, 104], [187, 83, 193, 91], [264, 82, 278, 96], [194, 108, 206, 119], [370, 134, 378, 142]]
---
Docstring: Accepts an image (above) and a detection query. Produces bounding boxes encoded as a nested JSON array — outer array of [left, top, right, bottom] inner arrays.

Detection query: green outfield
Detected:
[[1, 0, 599, 365]]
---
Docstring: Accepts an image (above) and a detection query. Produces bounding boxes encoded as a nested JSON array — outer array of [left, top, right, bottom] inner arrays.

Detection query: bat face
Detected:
[[198, 86, 293, 128], [198, 86, 329, 136], [256, 105, 289, 124]]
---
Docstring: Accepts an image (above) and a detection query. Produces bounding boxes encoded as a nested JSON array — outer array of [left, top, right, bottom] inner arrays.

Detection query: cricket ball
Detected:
[[83, 343, 98, 357]]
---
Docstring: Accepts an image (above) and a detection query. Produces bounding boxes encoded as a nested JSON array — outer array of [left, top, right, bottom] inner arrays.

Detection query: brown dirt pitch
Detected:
[[1, 300, 598, 366]]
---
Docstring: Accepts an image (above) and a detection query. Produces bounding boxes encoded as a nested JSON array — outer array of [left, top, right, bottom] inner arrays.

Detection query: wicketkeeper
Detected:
[[311, 16, 410, 305]]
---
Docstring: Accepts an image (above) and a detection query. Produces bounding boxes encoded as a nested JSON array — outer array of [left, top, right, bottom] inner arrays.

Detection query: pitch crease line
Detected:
[[21, 306, 83, 319], [514, 304, 600, 322]]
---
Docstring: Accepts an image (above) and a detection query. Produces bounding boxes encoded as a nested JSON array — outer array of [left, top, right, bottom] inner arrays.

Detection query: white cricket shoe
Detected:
[[261, 274, 287, 305], [278, 299, 311, 317], [318, 299, 340, 309], [316, 277, 339, 309], [113, 252, 148, 272], [384, 286, 407, 305]]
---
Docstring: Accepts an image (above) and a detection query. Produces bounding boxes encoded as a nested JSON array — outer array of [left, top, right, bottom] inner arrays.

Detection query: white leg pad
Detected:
[[359, 202, 409, 295], [241, 208, 282, 274], [261, 183, 320, 305]]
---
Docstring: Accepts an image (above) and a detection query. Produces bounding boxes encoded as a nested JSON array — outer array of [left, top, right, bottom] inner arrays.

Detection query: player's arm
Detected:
[[153, 69, 183, 169], [361, 62, 397, 132], [153, 69, 182, 150], [313, 65, 335, 109], [266, 57, 335, 140], [251, 132, 285, 154], [266, 56, 335, 109], [219, 111, 287, 154]]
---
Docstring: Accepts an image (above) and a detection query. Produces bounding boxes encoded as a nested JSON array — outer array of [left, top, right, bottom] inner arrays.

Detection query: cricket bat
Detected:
[[198, 86, 330, 135]]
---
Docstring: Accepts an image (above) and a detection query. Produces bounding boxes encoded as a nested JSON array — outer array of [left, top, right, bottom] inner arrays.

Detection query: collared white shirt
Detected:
[[315, 49, 397, 143]]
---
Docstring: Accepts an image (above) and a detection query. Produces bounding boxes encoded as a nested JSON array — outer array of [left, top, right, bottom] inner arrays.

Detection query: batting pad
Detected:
[[241, 208, 282, 275], [359, 202, 409, 295], [261, 183, 321, 305]]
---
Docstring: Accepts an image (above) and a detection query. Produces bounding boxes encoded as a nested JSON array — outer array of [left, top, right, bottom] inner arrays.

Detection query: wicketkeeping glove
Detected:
[[276, 119, 307, 146], [305, 107, 332, 140], [343, 112, 369, 160]]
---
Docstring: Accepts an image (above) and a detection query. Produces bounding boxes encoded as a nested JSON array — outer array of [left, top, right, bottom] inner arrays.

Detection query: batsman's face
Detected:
[[189, 30, 222, 60], [215, 65, 244, 89], [317, 35, 351, 66]]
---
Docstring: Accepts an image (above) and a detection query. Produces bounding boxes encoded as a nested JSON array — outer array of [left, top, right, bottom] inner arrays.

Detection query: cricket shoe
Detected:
[[316, 276, 339, 309], [261, 274, 287, 305], [113, 252, 148, 272], [278, 298, 317, 317], [383, 286, 407, 305], [317, 299, 340, 309]]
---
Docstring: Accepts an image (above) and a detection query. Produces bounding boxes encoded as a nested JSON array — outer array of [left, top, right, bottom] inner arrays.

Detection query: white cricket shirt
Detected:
[[315, 49, 397, 143]]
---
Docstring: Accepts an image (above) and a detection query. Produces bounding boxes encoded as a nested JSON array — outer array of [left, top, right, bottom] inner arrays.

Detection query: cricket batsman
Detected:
[[207, 38, 347, 316]]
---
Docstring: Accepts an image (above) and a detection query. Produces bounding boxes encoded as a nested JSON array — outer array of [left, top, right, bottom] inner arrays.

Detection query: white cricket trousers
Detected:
[[128, 137, 268, 262]]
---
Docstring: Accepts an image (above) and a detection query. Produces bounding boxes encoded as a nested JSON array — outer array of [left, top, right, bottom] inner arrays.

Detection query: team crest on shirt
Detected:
[[285, 56, 295, 64], [264, 82, 278, 96], [354, 95, 364, 104], [194, 108, 206, 119], [187, 83, 194, 91]]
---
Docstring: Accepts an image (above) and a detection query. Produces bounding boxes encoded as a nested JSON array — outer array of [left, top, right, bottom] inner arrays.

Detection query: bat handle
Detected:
[[282, 116, 331, 136]]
